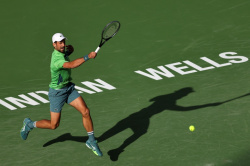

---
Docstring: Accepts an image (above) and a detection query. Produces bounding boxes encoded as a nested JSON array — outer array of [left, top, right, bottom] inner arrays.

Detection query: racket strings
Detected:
[[103, 22, 120, 39]]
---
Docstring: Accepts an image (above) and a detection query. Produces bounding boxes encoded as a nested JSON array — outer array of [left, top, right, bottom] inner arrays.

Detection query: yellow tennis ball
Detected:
[[189, 125, 195, 131]]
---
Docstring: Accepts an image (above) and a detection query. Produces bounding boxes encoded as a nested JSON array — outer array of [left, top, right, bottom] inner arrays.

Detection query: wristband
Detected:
[[83, 55, 89, 61]]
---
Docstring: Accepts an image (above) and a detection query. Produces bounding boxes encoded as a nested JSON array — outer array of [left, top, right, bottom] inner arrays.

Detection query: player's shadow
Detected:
[[43, 133, 88, 147], [43, 87, 249, 161], [97, 87, 249, 161]]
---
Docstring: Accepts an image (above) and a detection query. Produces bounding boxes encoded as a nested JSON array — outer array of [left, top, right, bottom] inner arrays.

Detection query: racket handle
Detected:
[[95, 47, 100, 53]]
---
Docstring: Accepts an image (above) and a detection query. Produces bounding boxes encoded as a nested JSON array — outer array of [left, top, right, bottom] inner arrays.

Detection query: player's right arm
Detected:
[[63, 52, 97, 69]]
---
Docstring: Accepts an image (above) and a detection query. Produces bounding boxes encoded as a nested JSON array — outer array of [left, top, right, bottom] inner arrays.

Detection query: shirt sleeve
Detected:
[[54, 56, 68, 70]]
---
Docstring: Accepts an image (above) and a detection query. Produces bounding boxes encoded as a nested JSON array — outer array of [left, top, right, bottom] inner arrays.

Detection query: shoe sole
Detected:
[[86, 143, 92, 149], [86, 142, 102, 156], [20, 118, 31, 140], [20, 122, 27, 140]]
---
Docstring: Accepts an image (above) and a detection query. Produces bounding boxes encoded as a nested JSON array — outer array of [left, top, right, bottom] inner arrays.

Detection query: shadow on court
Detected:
[[43, 133, 88, 147], [43, 87, 250, 161], [221, 149, 250, 166]]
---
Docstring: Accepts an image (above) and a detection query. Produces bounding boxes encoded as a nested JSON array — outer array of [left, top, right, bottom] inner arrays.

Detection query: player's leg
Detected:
[[20, 111, 61, 140], [20, 87, 66, 140], [69, 95, 102, 156], [69, 96, 93, 131], [66, 83, 94, 133], [35, 87, 67, 129], [28, 88, 65, 130], [36, 111, 61, 129]]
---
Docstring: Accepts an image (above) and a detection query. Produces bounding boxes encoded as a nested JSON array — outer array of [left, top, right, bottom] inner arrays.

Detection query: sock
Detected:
[[27, 121, 37, 129], [87, 131, 95, 141]]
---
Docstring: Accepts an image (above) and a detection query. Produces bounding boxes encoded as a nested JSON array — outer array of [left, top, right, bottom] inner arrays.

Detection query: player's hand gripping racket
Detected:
[[95, 21, 121, 53]]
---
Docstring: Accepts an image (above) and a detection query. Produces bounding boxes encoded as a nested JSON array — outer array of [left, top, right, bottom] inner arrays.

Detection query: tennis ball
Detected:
[[189, 125, 195, 132]]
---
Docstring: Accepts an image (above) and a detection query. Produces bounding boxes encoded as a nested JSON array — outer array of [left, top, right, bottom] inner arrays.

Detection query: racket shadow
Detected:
[[97, 88, 250, 161]]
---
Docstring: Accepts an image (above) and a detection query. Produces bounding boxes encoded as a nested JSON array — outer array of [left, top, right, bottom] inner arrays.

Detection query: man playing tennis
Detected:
[[20, 33, 103, 157]]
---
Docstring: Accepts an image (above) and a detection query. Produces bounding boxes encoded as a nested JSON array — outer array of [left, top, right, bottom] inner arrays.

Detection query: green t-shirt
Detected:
[[49, 49, 72, 89]]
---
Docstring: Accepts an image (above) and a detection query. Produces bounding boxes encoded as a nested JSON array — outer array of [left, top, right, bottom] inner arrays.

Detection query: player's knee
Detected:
[[51, 123, 59, 130], [81, 108, 90, 118]]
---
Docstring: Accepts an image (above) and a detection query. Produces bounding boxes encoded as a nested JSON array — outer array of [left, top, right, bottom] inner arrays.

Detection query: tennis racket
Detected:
[[95, 21, 121, 53]]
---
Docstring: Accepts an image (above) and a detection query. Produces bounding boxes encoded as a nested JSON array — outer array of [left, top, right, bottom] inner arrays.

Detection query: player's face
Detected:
[[53, 40, 65, 53]]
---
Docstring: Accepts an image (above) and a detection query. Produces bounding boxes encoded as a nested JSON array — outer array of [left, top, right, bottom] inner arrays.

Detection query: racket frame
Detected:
[[95, 21, 120, 53]]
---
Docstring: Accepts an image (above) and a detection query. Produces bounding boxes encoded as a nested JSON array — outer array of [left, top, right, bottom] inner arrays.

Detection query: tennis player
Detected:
[[20, 33, 102, 157]]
